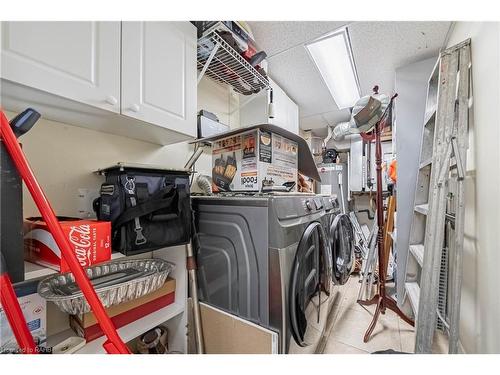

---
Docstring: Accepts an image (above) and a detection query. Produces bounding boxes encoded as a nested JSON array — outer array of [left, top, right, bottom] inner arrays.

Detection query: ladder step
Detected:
[[419, 158, 432, 169], [414, 203, 429, 215], [405, 282, 420, 317], [424, 109, 436, 127], [409, 244, 424, 267]]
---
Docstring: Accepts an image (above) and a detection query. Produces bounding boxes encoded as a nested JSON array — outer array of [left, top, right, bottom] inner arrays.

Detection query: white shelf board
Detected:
[[24, 252, 126, 281], [24, 261, 57, 281], [74, 302, 185, 354], [405, 282, 420, 317], [414, 203, 429, 215], [409, 244, 425, 267]]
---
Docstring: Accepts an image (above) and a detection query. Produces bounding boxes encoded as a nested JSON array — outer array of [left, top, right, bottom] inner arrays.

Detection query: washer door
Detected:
[[330, 213, 355, 285], [289, 221, 328, 348]]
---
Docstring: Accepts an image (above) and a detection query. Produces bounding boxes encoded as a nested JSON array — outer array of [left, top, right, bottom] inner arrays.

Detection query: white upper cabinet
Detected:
[[121, 22, 197, 137], [1, 21, 197, 145], [287, 97, 299, 135], [269, 81, 299, 134], [239, 78, 299, 135], [1, 22, 121, 113]]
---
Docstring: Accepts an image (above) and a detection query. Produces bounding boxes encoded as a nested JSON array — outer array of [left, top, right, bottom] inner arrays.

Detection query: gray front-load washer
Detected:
[[193, 194, 333, 353]]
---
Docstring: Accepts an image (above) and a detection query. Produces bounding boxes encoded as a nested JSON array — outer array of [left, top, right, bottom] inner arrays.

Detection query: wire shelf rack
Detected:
[[197, 31, 270, 95]]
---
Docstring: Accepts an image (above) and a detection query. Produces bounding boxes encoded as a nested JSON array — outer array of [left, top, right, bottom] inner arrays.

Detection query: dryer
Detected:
[[193, 193, 332, 353], [321, 195, 355, 286]]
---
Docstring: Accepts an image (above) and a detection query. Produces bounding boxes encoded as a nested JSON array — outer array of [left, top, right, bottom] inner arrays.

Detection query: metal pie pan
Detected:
[[38, 258, 175, 315]]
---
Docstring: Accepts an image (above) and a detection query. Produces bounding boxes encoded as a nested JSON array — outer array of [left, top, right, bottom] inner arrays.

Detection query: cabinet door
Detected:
[[269, 80, 299, 134], [269, 81, 288, 129], [121, 22, 197, 137], [287, 98, 299, 135], [1, 22, 121, 113]]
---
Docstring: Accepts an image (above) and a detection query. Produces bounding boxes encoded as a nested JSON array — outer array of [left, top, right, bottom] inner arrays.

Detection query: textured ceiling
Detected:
[[248, 21, 452, 135], [249, 21, 348, 57]]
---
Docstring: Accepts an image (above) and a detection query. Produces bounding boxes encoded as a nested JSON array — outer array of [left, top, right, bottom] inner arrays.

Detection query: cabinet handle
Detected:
[[129, 104, 140, 113], [105, 95, 118, 106]]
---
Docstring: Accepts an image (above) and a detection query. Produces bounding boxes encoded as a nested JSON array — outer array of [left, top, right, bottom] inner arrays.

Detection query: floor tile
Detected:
[[322, 273, 407, 354], [432, 331, 449, 354], [398, 319, 449, 354], [329, 306, 402, 353], [323, 338, 369, 354], [398, 318, 416, 353]]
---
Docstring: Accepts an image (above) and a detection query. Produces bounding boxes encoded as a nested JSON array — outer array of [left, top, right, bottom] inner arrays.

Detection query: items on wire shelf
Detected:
[[195, 21, 270, 95]]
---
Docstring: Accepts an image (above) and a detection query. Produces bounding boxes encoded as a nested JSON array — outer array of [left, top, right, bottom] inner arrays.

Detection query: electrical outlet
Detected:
[[76, 188, 99, 219]]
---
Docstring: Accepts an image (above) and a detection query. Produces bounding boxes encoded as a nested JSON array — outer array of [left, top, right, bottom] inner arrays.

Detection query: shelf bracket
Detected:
[[197, 43, 220, 85]]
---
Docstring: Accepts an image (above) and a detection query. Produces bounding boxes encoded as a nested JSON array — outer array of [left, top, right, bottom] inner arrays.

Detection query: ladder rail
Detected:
[[415, 49, 459, 353], [447, 43, 471, 354]]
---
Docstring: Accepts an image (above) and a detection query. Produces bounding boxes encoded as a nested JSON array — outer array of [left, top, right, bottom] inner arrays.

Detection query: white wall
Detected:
[[445, 22, 500, 353], [8, 76, 239, 218]]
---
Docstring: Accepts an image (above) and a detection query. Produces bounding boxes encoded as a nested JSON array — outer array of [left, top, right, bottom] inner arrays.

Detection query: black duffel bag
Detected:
[[94, 166, 191, 255]]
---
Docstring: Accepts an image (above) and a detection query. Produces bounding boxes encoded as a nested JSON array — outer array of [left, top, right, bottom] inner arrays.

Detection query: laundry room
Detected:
[[1, 1, 500, 371]]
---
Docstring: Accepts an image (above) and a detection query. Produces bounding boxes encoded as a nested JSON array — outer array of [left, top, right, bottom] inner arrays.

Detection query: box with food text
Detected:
[[211, 129, 298, 192]]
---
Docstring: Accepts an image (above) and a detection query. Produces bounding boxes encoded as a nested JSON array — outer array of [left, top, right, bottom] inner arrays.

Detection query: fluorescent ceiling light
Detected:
[[306, 27, 360, 109]]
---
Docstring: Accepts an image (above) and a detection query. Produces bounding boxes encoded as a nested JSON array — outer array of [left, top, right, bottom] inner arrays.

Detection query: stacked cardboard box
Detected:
[[69, 278, 176, 342]]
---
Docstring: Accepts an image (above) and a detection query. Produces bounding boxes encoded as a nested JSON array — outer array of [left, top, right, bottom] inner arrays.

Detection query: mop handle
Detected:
[[0, 111, 130, 354], [0, 252, 38, 354]]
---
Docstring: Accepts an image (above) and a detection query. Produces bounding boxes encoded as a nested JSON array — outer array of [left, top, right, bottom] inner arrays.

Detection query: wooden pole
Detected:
[[358, 91, 414, 343]]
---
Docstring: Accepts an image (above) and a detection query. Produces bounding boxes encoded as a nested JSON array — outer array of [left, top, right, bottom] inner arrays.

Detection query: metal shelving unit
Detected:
[[403, 60, 439, 324], [43, 246, 188, 354], [197, 31, 270, 95]]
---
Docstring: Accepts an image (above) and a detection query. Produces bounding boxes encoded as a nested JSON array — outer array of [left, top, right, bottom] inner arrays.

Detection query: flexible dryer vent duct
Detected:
[[196, 174, 212, 195], [332, 122, 352, 141]]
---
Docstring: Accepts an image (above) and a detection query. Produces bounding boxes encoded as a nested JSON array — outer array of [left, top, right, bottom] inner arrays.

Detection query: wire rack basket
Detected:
[[197, 31, 270, 95]]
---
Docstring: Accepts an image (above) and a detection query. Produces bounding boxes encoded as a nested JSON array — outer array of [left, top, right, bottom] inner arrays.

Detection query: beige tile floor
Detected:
[[321, 275, 449, 354]]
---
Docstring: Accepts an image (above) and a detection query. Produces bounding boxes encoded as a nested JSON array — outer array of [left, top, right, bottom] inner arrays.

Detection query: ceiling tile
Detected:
[[266, 46, 339, 117], [348, 21, 451, 95], [247, 21, 348, 57], [300, 109, 351, 130]]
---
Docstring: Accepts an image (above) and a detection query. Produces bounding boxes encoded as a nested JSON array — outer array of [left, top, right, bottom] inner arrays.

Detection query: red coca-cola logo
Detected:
[[69, 224, 92, 267]]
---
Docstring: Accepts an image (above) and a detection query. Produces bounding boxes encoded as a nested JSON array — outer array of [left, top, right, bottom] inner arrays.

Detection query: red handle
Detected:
[[0, 110, 130, 354], [0, 273, 38, 354]]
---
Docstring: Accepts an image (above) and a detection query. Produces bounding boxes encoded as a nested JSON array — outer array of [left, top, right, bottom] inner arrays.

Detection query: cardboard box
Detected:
[[0, 279, 46, 353], [70, 278, 176, 342], [212, 128, 298, 192], [199, 302, 278, 354], [24, 217, 111, 272]]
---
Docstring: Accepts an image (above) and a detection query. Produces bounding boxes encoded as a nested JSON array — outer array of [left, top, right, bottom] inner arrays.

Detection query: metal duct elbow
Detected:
[[332, 121, 351, 141]]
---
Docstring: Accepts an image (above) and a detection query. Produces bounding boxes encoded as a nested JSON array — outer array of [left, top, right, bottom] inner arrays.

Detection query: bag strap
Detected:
[[120, 175, 147, 245], [113, 185, 177, 229]]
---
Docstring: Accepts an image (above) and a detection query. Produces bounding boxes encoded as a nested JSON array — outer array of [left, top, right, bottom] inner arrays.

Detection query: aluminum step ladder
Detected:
[[354, 213, 378, 302], [403, 39, 471, 354]]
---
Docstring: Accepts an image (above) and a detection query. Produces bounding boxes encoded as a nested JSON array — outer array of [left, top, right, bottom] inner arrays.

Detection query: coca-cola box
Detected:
[[23, 217, 111, 272]]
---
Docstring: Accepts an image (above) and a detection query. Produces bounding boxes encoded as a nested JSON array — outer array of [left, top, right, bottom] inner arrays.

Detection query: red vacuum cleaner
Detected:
[[0, 108, 130, 354]]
